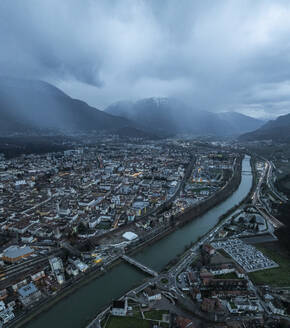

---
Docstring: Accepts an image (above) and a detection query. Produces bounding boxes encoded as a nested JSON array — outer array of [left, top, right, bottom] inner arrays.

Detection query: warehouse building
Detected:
[[1, 245, 34, 263]]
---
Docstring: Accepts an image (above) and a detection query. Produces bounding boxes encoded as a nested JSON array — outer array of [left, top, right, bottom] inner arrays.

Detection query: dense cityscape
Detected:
[[0, 137, 288, 328]]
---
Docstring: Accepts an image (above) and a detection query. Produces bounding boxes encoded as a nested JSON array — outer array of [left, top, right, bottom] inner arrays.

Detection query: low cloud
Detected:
[[1, 0, 290, 117]]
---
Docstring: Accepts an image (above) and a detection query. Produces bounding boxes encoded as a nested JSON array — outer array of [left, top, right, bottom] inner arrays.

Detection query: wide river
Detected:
[[25, 156, 252, 328]]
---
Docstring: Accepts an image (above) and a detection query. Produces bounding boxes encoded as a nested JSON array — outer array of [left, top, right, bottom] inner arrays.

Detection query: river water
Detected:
[[24, 156, 252, 328]]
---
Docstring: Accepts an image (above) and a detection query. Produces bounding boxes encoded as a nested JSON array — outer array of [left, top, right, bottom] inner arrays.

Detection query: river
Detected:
[[24, 156, 252, 328]]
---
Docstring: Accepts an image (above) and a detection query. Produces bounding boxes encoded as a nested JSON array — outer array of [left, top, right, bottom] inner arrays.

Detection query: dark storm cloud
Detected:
[[1, 0, 290, 117]]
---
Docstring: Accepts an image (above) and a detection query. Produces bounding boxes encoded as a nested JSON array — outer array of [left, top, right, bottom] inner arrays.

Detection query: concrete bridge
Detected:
[[121, 255, 158, 277]]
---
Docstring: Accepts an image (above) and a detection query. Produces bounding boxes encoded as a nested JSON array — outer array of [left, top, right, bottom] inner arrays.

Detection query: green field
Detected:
[[249, 243, 290, 287], [214, 272, 238, 280], [97, 222, 112, 229], [131, 306, 142, 319], [104, 310, 170, 328], [105, 316, 151, 328], [144, 310, 168, 321]]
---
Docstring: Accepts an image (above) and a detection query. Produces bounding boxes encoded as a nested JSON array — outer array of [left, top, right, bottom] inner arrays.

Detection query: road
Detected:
[[140, 155, 196, 220], [252, 159, 284, 228], [21, 196, 53, 215], [266, 161, 288, 203]]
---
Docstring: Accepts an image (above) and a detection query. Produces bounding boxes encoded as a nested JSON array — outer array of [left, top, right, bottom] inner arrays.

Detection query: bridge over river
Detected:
[[121, 255, 158, 277]]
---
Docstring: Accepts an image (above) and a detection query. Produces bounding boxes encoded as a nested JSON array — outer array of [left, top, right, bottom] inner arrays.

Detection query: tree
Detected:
[[238, 216, 244, 224], [78, 222, 87, 234], [279, 319, 290, 328], [250, 215, 256, 224]]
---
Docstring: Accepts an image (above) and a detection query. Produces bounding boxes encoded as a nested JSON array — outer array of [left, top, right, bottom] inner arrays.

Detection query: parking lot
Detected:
[[211, 239, 279, 272]]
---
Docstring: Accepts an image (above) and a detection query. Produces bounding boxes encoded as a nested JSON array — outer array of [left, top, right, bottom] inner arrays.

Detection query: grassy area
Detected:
[[100, 317, 107, 327], [105, 316, 151, 328], [249, 243, 290, 287], [191, 255, 200, 267], [215, 272, 238, 280], [97, 222, 112, 229], [104, 309, 169, 328], [144, 310, 168, 321], [131, 306, 142, 319]]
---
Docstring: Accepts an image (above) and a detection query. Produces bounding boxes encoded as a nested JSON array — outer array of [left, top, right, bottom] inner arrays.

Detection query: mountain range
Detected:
[[105, 98, 264, 136], [0, 77, 264, 138], [239, 113, 290, 142]]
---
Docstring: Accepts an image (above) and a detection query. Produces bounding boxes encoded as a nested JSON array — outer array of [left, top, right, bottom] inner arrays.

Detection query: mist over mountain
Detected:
[[105, 98, 264, 136], [239, 113, 290, 142], [0, 77, 134, 136], [0, 78, 265, 138]]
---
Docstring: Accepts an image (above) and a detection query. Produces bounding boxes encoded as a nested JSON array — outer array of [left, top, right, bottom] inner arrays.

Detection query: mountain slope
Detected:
[[106, 98, 182, 134], [105, 98, 263, 136], [0, 77, 134, 135], [239, 113, 290, 142], [216, 112, 265, 135]]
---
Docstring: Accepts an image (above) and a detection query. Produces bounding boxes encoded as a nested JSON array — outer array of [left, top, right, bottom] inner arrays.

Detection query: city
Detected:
[[1, 1, 290, 327]]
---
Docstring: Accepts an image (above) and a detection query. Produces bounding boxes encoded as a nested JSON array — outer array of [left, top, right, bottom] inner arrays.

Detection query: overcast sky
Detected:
[[1, 0, 290, 118]]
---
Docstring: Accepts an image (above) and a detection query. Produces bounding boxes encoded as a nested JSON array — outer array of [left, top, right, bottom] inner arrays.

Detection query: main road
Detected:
[[252, 158, 284, 228], [23, 156, 253, 328]]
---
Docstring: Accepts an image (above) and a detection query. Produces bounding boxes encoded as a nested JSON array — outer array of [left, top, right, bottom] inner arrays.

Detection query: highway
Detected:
[[266, 160, 288, 203], [252, 159, 284, 228]]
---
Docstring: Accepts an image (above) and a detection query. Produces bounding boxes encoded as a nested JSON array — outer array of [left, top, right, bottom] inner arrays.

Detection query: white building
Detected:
[[0, 308, 14, 324], [122, 232, 138, 241], [18, 282, 42, 306], [88, 217, 101, 229], [70, 259, 88, 272], [227, 297, 259, 314], [111, 299, 128, 316], [49, 257, 65, 284]]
